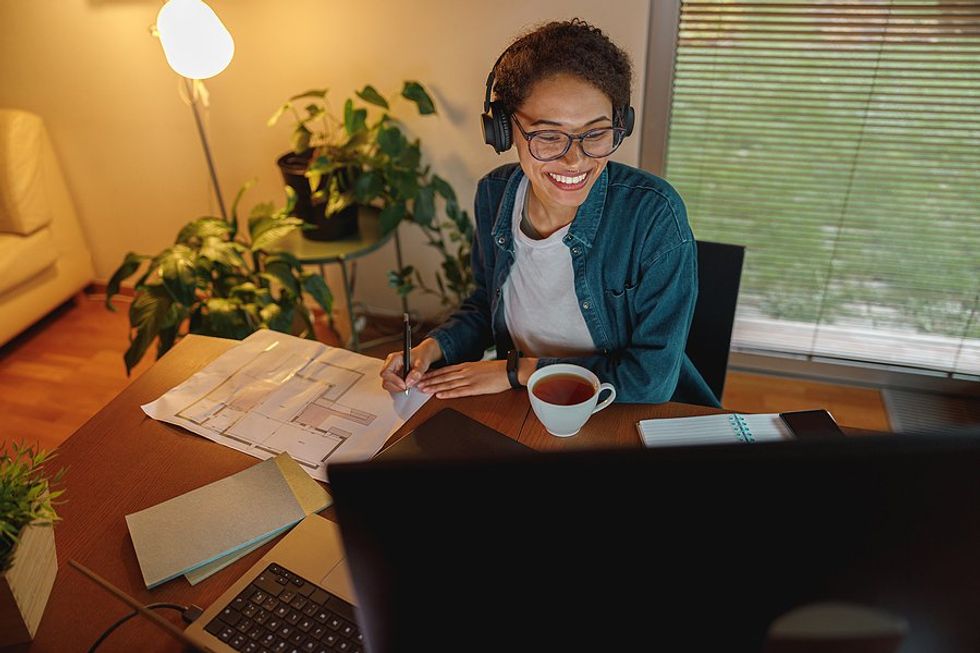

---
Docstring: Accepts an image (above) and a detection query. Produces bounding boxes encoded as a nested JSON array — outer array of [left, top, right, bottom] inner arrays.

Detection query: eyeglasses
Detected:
[[512, 116, 625, 162]]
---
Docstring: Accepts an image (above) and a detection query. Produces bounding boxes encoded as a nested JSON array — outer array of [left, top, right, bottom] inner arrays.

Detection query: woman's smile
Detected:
[[545, 169, 591, 192]]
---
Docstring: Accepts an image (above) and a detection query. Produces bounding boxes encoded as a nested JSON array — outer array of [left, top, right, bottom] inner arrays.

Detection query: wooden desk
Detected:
[[24, 335, 723, 652]]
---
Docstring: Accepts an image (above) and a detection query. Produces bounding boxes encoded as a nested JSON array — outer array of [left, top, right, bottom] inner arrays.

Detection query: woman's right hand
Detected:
[[380, 337, 444, 394]]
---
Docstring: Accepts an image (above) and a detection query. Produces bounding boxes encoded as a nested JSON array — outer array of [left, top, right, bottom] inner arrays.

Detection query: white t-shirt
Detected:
[[502, 177, 596, 358]]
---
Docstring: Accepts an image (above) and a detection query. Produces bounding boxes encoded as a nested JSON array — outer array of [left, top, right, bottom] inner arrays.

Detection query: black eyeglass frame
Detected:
[[512, 116, 626, 162]]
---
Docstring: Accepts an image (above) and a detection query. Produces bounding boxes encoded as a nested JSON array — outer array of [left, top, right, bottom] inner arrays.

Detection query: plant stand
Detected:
[[0, 522, 58, 647]]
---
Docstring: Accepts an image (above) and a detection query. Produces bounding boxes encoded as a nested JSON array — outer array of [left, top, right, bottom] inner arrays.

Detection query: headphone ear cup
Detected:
[[495, 109, 512, 153], [622, 106, 635, 138], [484, 101, 511, 153]]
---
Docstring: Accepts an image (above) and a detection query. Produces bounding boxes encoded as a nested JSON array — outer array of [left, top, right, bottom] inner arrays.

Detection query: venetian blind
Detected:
[[664, 0, 980, 377]]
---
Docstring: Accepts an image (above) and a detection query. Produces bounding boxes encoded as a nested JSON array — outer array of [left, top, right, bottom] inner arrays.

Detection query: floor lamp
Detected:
[[153, 0, 234, 221]]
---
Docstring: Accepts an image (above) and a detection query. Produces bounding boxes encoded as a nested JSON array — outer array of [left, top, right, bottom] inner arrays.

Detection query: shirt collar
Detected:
[[492, 166, 608, 252]]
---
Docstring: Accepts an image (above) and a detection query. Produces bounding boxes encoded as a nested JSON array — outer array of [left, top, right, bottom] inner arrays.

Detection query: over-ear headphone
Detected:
[[481, 47, 636, 154]]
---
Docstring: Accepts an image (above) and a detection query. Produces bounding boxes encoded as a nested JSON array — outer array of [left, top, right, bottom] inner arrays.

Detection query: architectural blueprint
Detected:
[[142, 330, 430, 481]]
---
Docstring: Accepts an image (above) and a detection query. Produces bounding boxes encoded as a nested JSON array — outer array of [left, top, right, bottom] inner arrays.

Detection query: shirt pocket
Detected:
[[603, 280, 640, 342]]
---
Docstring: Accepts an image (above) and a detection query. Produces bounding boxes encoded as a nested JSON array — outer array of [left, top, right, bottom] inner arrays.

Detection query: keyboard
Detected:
[[204, 562, 363, 653]]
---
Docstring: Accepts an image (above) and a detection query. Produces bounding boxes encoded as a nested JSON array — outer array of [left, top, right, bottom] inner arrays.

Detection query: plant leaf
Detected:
[[267, 102, 291, 127], [413, 185, 435, 227], [354, 170, 384, 203], [105, 253, 147, 311], [379, 201, 406, 233], [292, 125, 311, 154], [261, 266, 300, 298], [124, 284, 173, 374], [175, 218, 232, 246], [158, 245, 198, 306], [402, 81, 436, 115], [301, 273, 333, 315], [251, 217, 304, 252], [343, 99, 368, 136], [356, 85, 389, 109], [431, 174, 457, 202], [377, 125, 405, 157], [204, 297, 251, 340], [289, 88, 328, 101], [230, 180, 256, 236]]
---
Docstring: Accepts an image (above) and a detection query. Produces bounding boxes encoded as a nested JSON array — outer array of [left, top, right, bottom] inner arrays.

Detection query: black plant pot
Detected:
[[276, 150, 359, 241]]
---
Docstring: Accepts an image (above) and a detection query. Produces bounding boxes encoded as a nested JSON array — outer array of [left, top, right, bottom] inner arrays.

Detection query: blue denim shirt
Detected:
[[428, 161, 718, 406]]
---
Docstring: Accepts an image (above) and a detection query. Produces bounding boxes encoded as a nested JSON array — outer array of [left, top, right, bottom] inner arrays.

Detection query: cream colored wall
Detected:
[[0, 0, 650, 321]]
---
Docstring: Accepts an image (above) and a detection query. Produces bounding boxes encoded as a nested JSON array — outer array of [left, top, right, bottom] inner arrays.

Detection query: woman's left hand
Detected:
[[416, 360, 511, 399]]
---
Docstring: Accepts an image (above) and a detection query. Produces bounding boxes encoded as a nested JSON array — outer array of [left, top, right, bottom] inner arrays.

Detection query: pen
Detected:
[[402, 312, 411, 396]]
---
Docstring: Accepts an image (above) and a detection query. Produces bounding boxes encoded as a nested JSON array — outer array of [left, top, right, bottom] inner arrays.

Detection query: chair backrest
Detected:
[[685, 240, 745, 403]]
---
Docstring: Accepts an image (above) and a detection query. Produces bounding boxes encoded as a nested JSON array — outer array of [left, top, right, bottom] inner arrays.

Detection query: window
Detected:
[[661, 0, 979, 377]]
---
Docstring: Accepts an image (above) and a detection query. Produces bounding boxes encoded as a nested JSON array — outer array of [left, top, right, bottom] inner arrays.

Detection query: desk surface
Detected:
[[24, 335, 723, 653]]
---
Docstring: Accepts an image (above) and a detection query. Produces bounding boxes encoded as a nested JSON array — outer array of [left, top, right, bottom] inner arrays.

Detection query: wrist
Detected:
[[517, 357, 537, 386], [419, 338, 443, 365]]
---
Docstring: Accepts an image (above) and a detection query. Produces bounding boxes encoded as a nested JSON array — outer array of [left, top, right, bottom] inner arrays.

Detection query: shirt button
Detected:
[[571, 246, 581, 255], [582, 301, 591, 310], [496, 288, 501, 297], [563, 235, 571, 243], [496, 236, 506, 245]]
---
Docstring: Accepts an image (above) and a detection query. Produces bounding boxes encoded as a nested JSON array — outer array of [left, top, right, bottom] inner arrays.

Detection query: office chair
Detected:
[[684, 240, 745, 405]]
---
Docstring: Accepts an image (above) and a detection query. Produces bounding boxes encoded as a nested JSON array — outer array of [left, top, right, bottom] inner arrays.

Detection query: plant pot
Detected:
[[0, 522, 58, 647], [277, 151, 359, 242]]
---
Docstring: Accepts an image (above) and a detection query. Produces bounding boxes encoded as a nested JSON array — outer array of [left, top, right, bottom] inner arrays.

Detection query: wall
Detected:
[[0, 0, 650, 320]]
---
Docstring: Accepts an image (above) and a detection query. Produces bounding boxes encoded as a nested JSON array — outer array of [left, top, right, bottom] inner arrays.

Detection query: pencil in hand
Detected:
[[402, 313, 411, 396]]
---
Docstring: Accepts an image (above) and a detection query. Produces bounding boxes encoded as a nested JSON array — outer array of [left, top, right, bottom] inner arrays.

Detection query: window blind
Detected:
[[664, 0, 980, 377]]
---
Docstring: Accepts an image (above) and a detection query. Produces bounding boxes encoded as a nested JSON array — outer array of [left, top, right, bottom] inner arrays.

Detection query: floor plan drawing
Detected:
[[144, 330, 430, 481]]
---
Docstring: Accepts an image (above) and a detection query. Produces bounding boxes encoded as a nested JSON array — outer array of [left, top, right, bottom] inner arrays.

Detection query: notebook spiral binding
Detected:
[[728, 414, 755, 443]]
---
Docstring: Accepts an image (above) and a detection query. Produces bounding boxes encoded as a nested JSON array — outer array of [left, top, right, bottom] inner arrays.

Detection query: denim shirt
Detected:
[[428, 161, 718, 406]]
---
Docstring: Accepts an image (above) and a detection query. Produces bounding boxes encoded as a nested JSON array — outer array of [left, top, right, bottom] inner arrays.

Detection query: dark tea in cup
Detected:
[[531, 373, 596, 406]]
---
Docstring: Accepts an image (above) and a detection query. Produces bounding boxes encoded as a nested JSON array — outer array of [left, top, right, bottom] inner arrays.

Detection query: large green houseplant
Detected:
[[106, 185, 332, 374], [269, 81, 475, 311], [0, 442, 64, 646]]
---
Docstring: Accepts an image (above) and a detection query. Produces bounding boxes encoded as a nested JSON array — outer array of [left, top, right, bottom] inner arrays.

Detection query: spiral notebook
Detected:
[[637, 410, 846, 448]]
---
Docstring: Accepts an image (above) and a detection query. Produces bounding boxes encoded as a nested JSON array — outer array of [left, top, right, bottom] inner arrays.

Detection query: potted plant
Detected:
[[270, 82, 476, 311], [105, 183, 333, 374], [0, 442, 65, 647]]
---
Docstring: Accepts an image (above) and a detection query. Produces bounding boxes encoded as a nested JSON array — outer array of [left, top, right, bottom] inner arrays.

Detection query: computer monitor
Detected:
[[329, 432, 980, 652]]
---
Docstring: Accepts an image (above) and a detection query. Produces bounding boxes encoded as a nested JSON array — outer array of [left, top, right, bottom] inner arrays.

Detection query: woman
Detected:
[[381, 18, 717, 406]]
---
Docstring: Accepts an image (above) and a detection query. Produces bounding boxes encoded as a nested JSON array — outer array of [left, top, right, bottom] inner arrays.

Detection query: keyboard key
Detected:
[[274, 604, 291, 618], [309, 588, 330, 605], [205, 618, 225, 637], [254, 609, 270, 625], [219, 607, 242, 627], [235, 617, 253, 633], [230, 633, 248, 650], [290, 631, 306, 645], [322, 633, 338, 647], [263, 596, 280, 612], [250, 590, 268, 606], [260, 632, 277, 647], [336, 639, 352, 652], [296, 581, 316, 597], [266, 617, 282, 632], [254, 572, 286, 597], [280, 590, 296, 604], [302, 602, 319, 617], [301, 641, 317, 652], [291, 596, 308, 610], [285, 609, 302, 625], [297, 618, 314, 632], [271, 642, 289, 653], [219, 626, 236, 642], [242, 603, 259, 618], [244, 642, 260, 653], [339, 622, 355, 638]]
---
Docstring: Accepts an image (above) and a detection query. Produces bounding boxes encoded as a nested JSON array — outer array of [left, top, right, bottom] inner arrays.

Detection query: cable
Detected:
[[87, 602, 201, 653]]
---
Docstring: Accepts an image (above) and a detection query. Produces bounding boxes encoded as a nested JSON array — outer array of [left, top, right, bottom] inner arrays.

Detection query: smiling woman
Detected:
[[379, 18, 717, 407]]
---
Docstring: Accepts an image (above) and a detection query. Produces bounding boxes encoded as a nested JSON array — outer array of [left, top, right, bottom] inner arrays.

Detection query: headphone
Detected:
[[481, 47, 636, 154]]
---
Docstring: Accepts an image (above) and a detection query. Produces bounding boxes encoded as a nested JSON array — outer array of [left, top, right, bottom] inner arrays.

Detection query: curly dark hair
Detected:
[[492, 18, 633, 125]]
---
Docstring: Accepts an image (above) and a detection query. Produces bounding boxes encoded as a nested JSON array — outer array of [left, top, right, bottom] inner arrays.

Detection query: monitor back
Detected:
[[329, 434, 980, 653]]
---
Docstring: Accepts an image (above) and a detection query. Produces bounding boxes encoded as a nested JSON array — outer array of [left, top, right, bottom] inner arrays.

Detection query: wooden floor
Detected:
[[0, 293, 890, 454]]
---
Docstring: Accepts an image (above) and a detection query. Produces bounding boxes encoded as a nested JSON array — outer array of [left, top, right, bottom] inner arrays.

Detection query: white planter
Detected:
[[0, 522, 58, 647]]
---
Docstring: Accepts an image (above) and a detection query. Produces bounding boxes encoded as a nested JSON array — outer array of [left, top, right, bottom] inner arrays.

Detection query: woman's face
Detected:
[[512, 73, 615, 215]]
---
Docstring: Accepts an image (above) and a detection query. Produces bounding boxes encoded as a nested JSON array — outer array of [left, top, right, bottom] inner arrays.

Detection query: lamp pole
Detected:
[[184, 78, 229, 222]]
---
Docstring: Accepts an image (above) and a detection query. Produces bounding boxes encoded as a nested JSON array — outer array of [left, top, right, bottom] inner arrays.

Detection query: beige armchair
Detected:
[[0, 109, 94, 346]]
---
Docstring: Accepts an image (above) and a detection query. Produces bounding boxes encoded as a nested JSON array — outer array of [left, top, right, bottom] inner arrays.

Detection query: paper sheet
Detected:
[[142, 330, 431, 482]]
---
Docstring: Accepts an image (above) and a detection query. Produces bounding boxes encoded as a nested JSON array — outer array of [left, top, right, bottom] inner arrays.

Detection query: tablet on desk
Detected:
[[373, 407, 533, 461]]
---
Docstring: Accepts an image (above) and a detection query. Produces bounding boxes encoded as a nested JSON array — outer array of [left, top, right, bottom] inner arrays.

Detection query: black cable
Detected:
[[87, 602, 192, 653]]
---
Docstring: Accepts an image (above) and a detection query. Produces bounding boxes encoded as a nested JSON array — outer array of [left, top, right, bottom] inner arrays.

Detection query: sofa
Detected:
[[0, 109, 94, 346]]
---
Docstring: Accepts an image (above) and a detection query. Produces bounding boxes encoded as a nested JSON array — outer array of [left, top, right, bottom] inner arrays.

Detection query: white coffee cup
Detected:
[[527, 364, 616, 437]]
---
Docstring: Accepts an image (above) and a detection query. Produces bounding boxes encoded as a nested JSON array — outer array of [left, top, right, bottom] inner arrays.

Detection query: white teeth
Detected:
[[548, 172, 587, 185]]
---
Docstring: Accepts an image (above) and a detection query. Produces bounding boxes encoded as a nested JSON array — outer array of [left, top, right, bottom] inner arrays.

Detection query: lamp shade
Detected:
[[156, 0, 234, 80]]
